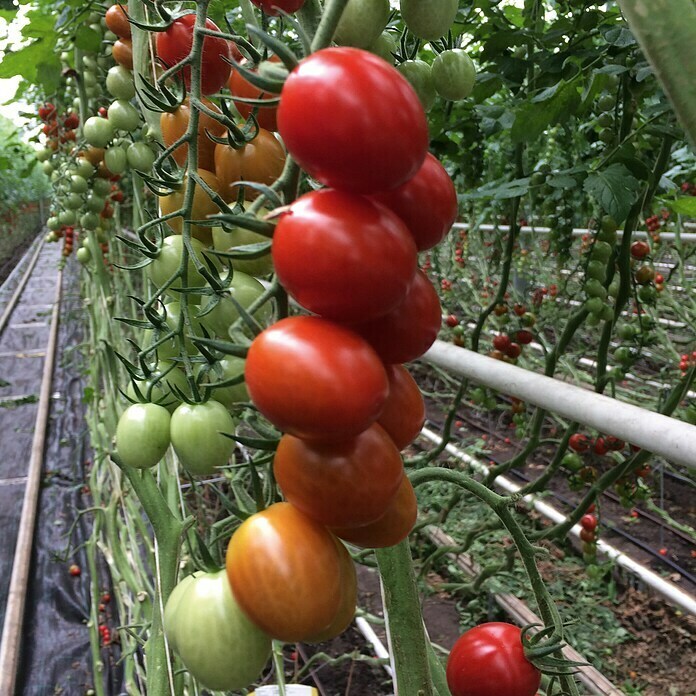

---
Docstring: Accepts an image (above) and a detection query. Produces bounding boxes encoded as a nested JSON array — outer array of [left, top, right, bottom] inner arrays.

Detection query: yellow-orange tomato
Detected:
[[82, 147, 105, 165], [331, 476, 417, 549], [226, 503, 344, 643], [160, 98, 226, 172], [112, 38, 133, 70], [228, 58, 280, 132], [158, 169, 220, 245], [214, 129, 285, 203], [105, 4, 131, 39]]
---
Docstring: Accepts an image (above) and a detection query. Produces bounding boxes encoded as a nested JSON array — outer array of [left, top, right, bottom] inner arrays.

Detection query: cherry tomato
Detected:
[[432, 48, 476, 102], [377, 365, 425, 450], [228, 58, 280, 131], [593, 437, 609, 455], [333, 0, 390, 49], [156, 14, 232, 95], [493, 334, 511, 352], [401, 0, 458, 41], [579, 528, 595, 543], [226, 502, 344, 642], [212, 217, 274, 276], [164, 570, 271, 691], [331, 475, 417, 549], [161, 97, 226, 171], [146, 235, 209, 295], [581, 514, 598, 531], [115, 403, 171, 469], [348, 269, 441, 364], [214, 129, 286, 202], [83, 117, 114, 148], [250, 0, 306, 15], [446, 622, 541, 696], [204, 271, 272, 336], [277, 47, 428, 193], [569, 433, 590, 453], [274, 423, 403, 528], [245, 316, 389, 440], [112, 38, 133, 70], [630, 240, 650, 259], [369, 153, 457, 251], [105, 4, 131, 39], [272, 190, 417, 322]]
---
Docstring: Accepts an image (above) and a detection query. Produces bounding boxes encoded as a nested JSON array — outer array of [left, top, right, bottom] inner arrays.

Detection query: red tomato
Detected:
[[229, 58, 280, 132], [331, 476, 417, 549], [272, 190, 417, 322], [245, 316, 389, 440], [274, 423, 403, 528], [580, 514, 598, 531], [446, 623, 541, 696], [492, 334, 511, 352], [105, 3, 131, 38], [156, 14, 231, 95], [579, 528, 595, 543], [505, 342, 521, 359], [250, 0, 306, 15], [370, 153, 457, 250], [226, 503, 343, 642], [348, 269, 441, 364], [515, 329, 533, 345], [377, 365, 425, 450], [593, 437, 608, 455], [630, 240, 650, 259], [569, 433, 590, 453], [445, 314, 458, 328], [277, 47, 428, 193]]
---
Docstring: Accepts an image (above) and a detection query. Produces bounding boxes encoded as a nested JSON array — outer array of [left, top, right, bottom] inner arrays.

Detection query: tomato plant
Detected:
[[272, 189, 417, 321], [277, 47, 429, 193], [245, 316, 389, 440], [446, 623, 541, 696], [274, 423, 404, 528], [226, 502, 346, 642], [164, 570, 271, 691]]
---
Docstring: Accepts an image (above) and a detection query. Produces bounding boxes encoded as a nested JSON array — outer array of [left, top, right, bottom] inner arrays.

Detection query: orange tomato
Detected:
[[112, 38, 133, 70], [105, 4, 131, 39], [377, 364, 425, 450], [228, 58, 280, 132]]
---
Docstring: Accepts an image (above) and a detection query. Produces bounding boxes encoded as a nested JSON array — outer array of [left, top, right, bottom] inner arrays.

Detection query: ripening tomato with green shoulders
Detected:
[[245, 316, 389, 440], [277, 47, 428, 193], [164, 570, 271, 692], [446, 622, 541, 696], [226, 502, 346, 642]]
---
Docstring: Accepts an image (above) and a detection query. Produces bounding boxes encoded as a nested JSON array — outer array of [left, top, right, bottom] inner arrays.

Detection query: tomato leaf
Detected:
[[75, 26, 102, 52], [667, 197, 696, 216], [583, 163, 641, 223]]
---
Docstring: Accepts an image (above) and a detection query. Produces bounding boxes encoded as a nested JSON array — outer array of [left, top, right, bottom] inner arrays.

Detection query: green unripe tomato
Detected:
[[86, 193, 106, 213], [600, 303, 614, 322], [42, 161, 54, 175], [369, 31, 397, 64], [638, 285, 657, 304], [59, 209, 78, 225], [81, 212, 100, 230], [84, 116, 115, 148], [104, 29, 118, 42], [82, 71, 97, 88], [126, 142, 156, 172], [116, 403, 171, 469], [93, 178, 112, 197], [105, 146, 128, 174], [586, 312, 601, 327], [614, 346, 633, 365], [36, 147, 52, 162], [65, 193, 84, 210], [608, 277, 620, 299], [334, 0, 390, 49], [170, 400, 236, 475], [597, 93, 615, 112], [47, 216, 60, 231], [639, 315, 655, 331], [163, 570, 271, 692], [586, 260, 607, 283], [70, 174, 89, 194], [83, 54, 98, 71], [147, 236, 208, 295], [204, 272, 272, 337], [205, 356, 249, 409], [585, 297, 604, 315], [590, 240, 613, 263], [76, 246, 92, 264], [431, 49, 476, 101], [75, 157, 95, 179], [125, 363, 189, 411], [617, 323, 635, 340], [107, 100, 140, 132], [562, 452, 583, 472], [400, 0, 458, 40], [397, 59, 437, 112], [585, 278, 607, 300], [106, 65, 136, 100], [212, 223, 273, 277]]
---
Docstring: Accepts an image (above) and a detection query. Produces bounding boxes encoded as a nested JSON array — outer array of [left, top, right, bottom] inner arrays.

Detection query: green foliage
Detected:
[[584, 164, 642, 223]]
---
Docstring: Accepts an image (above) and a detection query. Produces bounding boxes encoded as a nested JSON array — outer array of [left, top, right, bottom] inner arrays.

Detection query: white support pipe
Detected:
[[422, 340, 696, 469], [354, 617, 394, 678], [419, 428, 696, 617], [453, 222, 696, 242]]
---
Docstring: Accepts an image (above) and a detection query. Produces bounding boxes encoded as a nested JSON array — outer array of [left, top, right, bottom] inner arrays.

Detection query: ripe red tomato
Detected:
[[63, 112, 79, 129], [229, 58, 280, 131], [245, 316, 389, 440], [593, 437, 608, 455], [569, 433, 590, 453], [630, 240, 650, 259], [445, 314, 458, 328], [446, 623, 541, 696], [506, 342, 522, 359], [274, 423, 403, 528], [492, 334, 511, 352], [331, 475, 417, 549], [369, 153, 458, 250], [579, 528, 595, 543], [348, 269, 441, 364], [38, 103, 56, 121], [515, 329, 533, 345], [156, 14, 232, 95], [272, 190, 417, 322], [226, 502, 344, 642], [250, 0, 306, 15], [377, 365, 425, 450], [277, 47, 428, 193], [580, 514, 598, 531]]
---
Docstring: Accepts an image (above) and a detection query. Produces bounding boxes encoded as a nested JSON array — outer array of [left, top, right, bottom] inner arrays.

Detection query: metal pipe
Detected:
[[419, 428, 696, 616], [422, 340, 696, 469]]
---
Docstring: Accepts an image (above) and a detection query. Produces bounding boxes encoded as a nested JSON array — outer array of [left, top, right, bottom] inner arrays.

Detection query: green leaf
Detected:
[[668, 197, 696, 216], [511, 77, 581, 143], [75, 27, 101, 52], [583, 164, 641, 223], [36, 60, 61, 92]]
